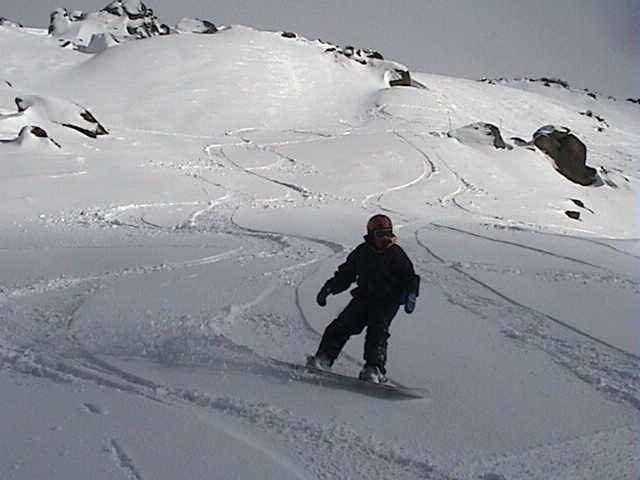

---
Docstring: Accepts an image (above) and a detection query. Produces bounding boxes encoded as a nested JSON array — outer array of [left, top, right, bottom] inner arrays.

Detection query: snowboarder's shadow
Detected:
[[152, 335, 411, 399]]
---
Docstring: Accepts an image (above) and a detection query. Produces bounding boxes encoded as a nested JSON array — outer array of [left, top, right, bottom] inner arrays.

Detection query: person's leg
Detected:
[[316, 298, 368, 365], [363, 303, 399, 375]]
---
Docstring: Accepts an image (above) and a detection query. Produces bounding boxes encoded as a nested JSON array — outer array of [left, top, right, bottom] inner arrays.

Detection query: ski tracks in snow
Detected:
[[108, 439, 145, 480], [414, 224, 640, 411], [2, 248, 244, 300]]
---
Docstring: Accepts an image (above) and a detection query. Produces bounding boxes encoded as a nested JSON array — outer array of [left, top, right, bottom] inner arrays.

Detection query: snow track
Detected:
[[415, 224, 640, 410]]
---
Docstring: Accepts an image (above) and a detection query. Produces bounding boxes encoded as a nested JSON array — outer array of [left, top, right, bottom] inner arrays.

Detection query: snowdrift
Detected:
[[48, 25, 406, 134]]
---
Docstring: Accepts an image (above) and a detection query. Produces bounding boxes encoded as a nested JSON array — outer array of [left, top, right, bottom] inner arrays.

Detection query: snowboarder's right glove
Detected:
[[404, 293, 417, 314], [316, 285, 331, 307]]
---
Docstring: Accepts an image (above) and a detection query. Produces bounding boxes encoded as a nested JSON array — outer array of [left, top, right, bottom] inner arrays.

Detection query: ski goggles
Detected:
[[373, 228, 394, 239]]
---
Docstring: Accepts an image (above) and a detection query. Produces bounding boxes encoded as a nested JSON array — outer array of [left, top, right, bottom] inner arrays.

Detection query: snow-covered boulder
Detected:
[[0, 125, 62, 151], [14, 95, 108, 138], [77, 32, 121, 54], [448, 122, 509, 149], [0, 17, 23, 28], [175, 18, 218, 34], [48, 1, 170, 50], [533, 125, 597, 186], [321, 42, 423, 88]]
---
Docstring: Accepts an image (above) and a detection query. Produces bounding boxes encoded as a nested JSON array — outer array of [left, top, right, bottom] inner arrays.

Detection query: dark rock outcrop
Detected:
[[281, 31, 297, 39], [327, 45, 386, 64], [579, 110, 609, 131], [14, 96, 109, 139], [533, 125, 597, 186], [321, 42, 421, 88], [0, 125, 62, 150], [536, 77, 570, 89], [389, 69, 412, 87], [0, 17, 23, 28], [627, 98, 640, 105], [49, 1, 171, 46]]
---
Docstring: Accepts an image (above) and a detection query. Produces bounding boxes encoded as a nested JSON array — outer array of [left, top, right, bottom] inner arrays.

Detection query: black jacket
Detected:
[[324, 237, 418, 305]]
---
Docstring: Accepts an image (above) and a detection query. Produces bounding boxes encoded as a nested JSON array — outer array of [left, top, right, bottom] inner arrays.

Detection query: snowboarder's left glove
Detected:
[[316, 285, 331, 307], [404, 293, 417, 314]]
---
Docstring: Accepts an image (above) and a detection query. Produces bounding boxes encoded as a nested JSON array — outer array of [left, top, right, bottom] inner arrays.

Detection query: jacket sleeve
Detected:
[[395, 247, 420, 299], [324, 248, 358, 294]]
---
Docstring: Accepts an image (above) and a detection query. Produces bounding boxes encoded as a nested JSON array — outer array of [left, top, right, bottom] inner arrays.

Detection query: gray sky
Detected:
[[2, 0, 638, 98]]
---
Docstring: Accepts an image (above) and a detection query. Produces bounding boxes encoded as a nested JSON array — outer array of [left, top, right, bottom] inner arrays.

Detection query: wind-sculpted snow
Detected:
[[0, 94, 108, 146], [0, 125, 62, 152], [49, 26, 406, 135]]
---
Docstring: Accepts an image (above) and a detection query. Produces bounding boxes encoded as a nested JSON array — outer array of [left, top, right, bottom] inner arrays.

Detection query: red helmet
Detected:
[[366, 214, 393, 232]]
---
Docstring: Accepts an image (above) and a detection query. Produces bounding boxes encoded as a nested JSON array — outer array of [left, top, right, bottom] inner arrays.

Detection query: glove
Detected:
[[404, 293, 417, 314], [316, 286, 331, 307]]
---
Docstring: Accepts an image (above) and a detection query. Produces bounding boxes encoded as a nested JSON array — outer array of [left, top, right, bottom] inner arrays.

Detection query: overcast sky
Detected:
[[2, 0, 638, 98]]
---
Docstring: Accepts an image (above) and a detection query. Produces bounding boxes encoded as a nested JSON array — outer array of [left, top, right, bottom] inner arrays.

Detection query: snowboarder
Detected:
[[308, 214, 420, 383]]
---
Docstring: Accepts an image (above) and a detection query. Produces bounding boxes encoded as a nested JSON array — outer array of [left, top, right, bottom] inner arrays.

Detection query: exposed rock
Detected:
[[565, 210, 581, 220], [627, 98, 640, 105], [0, 125, 62, 150], [14, 96, 108, 138], [536, 77, 570, 89], [321, 42, 419, 88], [281, 31, 297, 39], [511, 137, 535, 150], [0, 17, 23, 28], [448, 122, 510, 149], [324, 44, 385, 66], [533, 125, 597, 186], [579, 110, 609, 130], [389, 69, 412, 87], [570, 198, 594, 213], [49, 1, 171, 49], [175, 17, 218, 34]]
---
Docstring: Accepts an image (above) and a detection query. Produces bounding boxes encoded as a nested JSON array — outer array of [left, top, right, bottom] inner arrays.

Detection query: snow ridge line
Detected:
[[108, 439, 145, 480]]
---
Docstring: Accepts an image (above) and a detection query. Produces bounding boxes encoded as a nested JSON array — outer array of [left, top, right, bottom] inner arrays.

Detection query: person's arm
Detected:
[[396, 248, 420, 313], [325, 248, 358, 294], [316, 248, 358, 306]]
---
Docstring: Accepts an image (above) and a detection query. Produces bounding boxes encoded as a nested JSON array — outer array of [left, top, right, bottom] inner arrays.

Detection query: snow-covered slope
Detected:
[[42, 25, 403, 134], [0, 16, 637, 480]]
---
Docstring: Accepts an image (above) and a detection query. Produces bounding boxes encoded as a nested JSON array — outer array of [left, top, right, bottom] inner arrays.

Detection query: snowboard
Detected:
[[289, 356, 429, 399]]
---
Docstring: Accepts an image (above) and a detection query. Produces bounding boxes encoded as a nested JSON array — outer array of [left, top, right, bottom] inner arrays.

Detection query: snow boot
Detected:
[[307, 353, 332, 371], [358, 364, 386, 384]]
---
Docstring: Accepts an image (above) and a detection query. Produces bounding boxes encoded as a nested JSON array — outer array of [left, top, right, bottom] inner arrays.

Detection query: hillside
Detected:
[[0, 11, 637, 480]]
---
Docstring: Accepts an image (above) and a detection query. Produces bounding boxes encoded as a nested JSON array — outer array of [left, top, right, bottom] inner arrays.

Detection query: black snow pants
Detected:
[[316, 297, 399, 374]]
